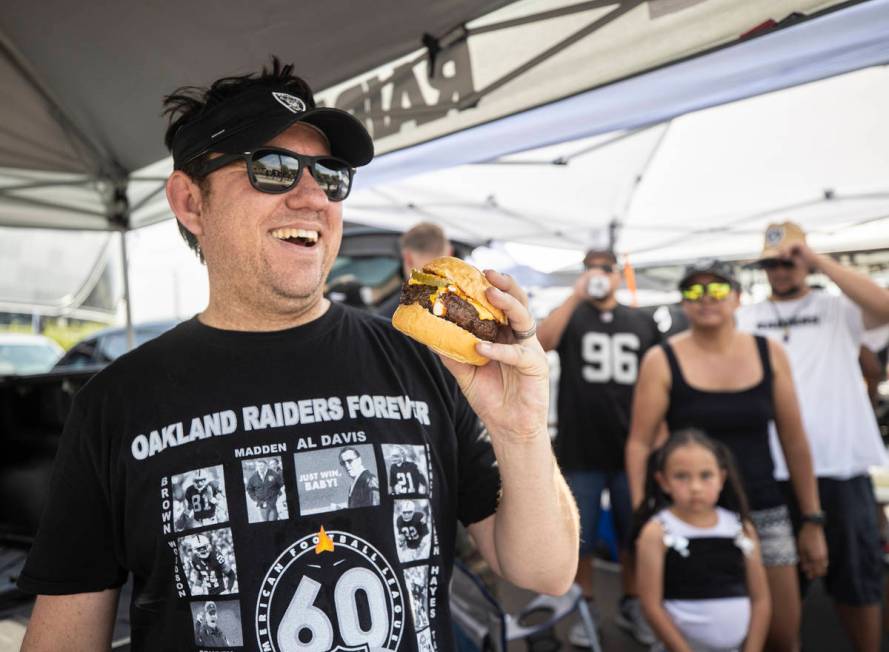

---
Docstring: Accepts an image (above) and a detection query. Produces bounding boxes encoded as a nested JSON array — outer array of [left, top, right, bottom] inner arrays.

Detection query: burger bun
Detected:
[[392, 303, 490, 366]]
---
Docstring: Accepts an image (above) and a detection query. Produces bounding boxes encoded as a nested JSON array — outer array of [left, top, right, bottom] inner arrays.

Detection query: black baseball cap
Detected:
[[171, 86, 374, 170], [678, 258, 739, 289]]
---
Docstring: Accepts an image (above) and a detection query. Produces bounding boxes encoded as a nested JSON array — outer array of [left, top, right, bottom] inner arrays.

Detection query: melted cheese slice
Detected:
[[430, 286, 497, 321]]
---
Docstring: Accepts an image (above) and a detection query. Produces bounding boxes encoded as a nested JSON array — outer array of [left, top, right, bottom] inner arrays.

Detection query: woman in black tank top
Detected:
[[626, 260, 826, 652]]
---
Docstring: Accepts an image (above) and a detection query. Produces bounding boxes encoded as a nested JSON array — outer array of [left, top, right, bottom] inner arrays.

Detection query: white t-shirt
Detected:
[[736, 291, 887, 479]]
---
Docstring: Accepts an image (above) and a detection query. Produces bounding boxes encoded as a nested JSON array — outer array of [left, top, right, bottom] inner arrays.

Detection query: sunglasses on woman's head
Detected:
[[680, 282, 732, 302], [194, 147, 354, 201]]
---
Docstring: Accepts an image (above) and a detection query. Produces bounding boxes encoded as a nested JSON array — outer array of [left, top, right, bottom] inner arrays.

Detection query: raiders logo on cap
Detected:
[[272, 92, 307, 114], [765, 225, 784, 247]]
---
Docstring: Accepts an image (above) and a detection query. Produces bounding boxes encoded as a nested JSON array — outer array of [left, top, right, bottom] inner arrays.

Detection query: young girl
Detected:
[[635, 429, 770, 652]]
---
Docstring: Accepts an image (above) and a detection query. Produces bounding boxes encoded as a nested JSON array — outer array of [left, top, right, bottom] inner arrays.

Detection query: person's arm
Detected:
[[741, 523, 771, 652], [21, 589, 120, 651], [536, 271, 594, 351], [626, 347, 671, 506], [447, 270, 578, 596], [636, 519, 693, 652], [787, 242, 889, 329], [768, 339, 828, 580]]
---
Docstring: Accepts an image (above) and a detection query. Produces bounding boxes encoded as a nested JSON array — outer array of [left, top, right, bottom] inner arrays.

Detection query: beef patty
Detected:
[[399, 283, 499, 342]]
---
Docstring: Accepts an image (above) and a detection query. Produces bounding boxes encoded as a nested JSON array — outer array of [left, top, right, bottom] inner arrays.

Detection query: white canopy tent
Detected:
[[3, 0, 889, 323], [344, 64, 889, 268], [2, 0, 861, 233]]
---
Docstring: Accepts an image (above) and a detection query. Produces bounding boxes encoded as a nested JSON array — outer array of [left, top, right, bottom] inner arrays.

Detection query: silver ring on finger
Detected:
[[511, 321, 537, 340]]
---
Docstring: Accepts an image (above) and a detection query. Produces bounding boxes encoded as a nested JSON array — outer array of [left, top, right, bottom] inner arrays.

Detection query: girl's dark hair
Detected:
[[160, 57, 312, 262], [631, 428, 750, 541]]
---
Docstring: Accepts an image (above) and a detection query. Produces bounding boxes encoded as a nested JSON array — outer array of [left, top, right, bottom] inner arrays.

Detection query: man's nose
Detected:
[[285, 167, 330, 209]]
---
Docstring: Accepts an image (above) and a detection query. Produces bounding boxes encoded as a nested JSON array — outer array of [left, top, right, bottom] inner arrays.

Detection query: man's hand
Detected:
[[778, 241, 821, 269], [798, 523, 828, 579], [572, 269, 597, 300], [439, 270, 549, 442]]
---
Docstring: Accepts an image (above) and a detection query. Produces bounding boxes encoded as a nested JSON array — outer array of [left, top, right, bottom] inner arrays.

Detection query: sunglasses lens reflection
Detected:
[[312, 158, 352, 201], [251, 151, 352, 200], [253, 152, 300, 190]]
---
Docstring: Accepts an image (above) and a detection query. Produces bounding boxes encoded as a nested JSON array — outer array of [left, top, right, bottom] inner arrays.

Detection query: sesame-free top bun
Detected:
[[392, 303, 490, 366], [421, 257, 507, 325]]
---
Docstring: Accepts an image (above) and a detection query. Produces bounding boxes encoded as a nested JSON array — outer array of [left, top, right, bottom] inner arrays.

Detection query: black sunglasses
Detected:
[[759, 258, 796, 270], [585, 263, 614, 273], [194, 147, 354, 201]]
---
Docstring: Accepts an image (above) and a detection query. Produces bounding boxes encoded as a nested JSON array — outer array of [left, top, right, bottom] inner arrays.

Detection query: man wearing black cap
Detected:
[[537, 249, 660, 647], [18, 59, 578, 651]]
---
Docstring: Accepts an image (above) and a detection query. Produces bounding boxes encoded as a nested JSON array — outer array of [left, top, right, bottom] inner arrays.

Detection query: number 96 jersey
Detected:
[[555, 303, 661, 472]]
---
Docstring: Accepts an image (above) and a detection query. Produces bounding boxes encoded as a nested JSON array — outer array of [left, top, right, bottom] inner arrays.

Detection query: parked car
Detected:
[[53, 319, 179, 370], [0, 333, 64, 375]]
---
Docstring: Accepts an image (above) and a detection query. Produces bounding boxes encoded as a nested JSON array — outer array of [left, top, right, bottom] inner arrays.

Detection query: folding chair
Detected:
[[450, 560, 602, 652]]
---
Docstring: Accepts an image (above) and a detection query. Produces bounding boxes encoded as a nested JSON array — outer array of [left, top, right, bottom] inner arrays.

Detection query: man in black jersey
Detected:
[[389, 446, 428, 495], [19, 59, 579, 651], [538, 249, 660, 647], [188, 535, 236, 596], [396, 500, 430, 551], [184, 469, 227, 525]]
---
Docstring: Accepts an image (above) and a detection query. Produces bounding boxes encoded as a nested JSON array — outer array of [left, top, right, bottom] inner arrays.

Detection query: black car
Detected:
[[53, 319, 179, 370]]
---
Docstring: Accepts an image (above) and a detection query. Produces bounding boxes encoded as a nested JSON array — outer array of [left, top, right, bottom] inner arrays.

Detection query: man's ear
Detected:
[[166, 171, 206, 238], [402, 249, 416, 272]]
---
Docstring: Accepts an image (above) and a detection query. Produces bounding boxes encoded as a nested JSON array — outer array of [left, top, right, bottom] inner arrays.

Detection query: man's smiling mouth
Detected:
[[270, 227, 319, 247]]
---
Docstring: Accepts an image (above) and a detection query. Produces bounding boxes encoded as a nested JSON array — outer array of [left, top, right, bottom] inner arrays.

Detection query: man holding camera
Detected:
[[538, 249, 660, 646]]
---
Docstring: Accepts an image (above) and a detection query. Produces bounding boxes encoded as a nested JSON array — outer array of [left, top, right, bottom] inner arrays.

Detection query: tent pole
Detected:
[[119, 228, 135, 352]]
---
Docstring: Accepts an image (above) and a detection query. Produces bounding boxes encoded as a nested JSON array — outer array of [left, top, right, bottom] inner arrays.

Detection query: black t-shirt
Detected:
[[555, 303, 660, 471], [19, 303, 500, 652]]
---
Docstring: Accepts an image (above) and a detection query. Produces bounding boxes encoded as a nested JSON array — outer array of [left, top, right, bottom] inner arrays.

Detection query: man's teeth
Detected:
[[270, 227, 319, 243]]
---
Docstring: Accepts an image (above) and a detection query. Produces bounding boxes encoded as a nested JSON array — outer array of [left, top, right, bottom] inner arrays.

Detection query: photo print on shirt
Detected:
[[294, 443, 380, 516], [190, 599, 243, 647], [241, 456, 289, 524], [403, 565, 430, 631], [417, 626, 435, 652], [394, 499, 432, 563], [382, 443, 429, 496], [177, 527, 239, 597], [172, 464, 229, 532]]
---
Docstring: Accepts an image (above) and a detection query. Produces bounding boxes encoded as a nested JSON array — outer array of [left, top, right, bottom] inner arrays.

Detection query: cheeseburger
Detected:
[[392, 257, 507, 366]]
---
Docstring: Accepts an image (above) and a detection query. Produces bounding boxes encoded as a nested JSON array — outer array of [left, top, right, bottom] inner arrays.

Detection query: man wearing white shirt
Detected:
[[737, 222, 889, 652]]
